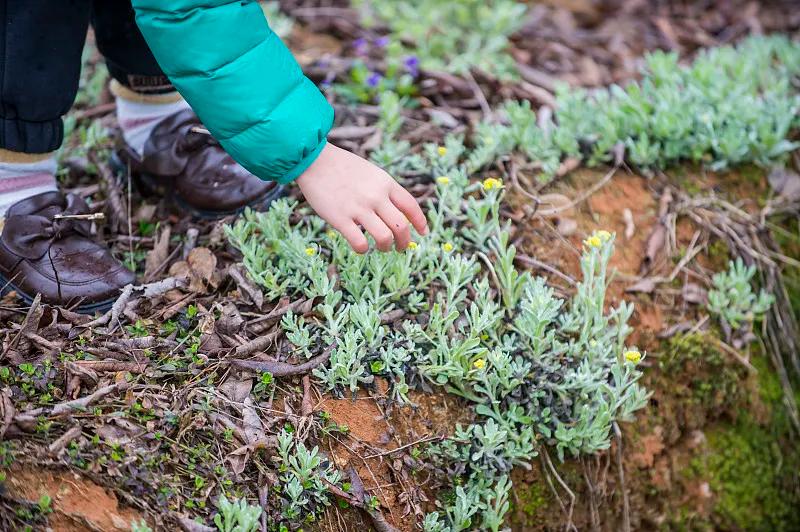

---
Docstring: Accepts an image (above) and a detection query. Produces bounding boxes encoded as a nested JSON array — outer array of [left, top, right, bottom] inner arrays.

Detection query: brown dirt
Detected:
[[4, 466, 146, 531], [315, 386, 475, 532]]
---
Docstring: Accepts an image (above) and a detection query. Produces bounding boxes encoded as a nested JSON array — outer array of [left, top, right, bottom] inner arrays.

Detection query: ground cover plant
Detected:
[[352, 0, 527, 80], [345, 35, 800, 185], [468, 36, 800, 182], [228, 188, 649, 530]]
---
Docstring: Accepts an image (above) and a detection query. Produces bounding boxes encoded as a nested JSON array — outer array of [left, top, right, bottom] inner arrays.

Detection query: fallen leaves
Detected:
[[169, 247, 220, 294]]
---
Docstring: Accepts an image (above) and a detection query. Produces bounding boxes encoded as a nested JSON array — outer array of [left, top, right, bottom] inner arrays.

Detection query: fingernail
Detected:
[[422, 225, 430, 235]]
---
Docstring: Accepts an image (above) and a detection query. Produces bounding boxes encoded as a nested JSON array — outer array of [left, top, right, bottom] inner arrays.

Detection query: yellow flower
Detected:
[[437, 146, 447, 156], [304, 247, 316, 256], [473, 359, 486, 369], [436, 176, 451, 185], [583, 235, 602, 248], [480, 333, 489, 341], [596, 230, 612, 242], [442, 242, 454, 253], [624, 350, 642, 364], [326, 230, 336, 238], [407, 242, 418, 250], [482, 177, 503, 191]]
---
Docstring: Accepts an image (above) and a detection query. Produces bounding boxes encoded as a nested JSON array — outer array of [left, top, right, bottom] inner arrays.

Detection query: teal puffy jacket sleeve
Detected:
[[130, 0, 334, 184]]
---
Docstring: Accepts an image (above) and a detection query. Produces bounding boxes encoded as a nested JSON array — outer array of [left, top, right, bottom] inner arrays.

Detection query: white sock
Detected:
[[0, 154, 58, 217], [112, 81, 190, 157]]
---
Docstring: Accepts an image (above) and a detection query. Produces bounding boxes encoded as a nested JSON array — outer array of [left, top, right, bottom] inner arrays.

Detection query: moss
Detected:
[[705, 239, 731, 270], [514, 481, 548, 519], [658, 332, 746, 426], [694, 417, 800, 531], [685, 353, 800, 531]]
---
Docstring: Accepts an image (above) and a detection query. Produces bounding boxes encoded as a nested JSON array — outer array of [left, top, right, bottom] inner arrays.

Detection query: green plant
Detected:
[[229, 149, 647, 529], [330, 53, 418, 104], [353, 0, 527, 79], [708, 258, 774, 331], [459, 36, 800, 183], [213, 494, 262, 532], [274, 429, 343, 522], [130, 519, 153, 532]]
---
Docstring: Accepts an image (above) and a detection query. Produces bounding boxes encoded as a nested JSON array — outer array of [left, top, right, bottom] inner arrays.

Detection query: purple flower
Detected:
[[403, 55, 420, 77], [353, 38, 368, 56], [375, 36, 390, 48], [366, 72, 383, 88], [320, 71, 335, 90]]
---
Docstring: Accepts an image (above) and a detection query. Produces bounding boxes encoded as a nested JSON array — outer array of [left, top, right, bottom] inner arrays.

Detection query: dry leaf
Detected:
[[229, 265, 264, 310], [536, 193, 572, 218], [168, 247, 218, 293], [219, 376, 252, 404], [556, 217, 578, 236], [626, 278, 657, 294], [682, 283, 708, 305], [768, 167, 800, 200], [144, 225, 171, 280], [242, 397, 265, 445]]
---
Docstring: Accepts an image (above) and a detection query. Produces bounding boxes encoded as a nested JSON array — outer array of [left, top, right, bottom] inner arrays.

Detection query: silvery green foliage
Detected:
[[467, 36, 800, 182], [213, 494, 262, 532], [130, 520, 152, 532], [275, 429, 343, 521], [422, 474, 511, 532], [281, 311, 313, 358], [353, 0, 527, 79], [228, 180, 646, 530], [708, 258, 774, 330], [262, 1, 293, 39]]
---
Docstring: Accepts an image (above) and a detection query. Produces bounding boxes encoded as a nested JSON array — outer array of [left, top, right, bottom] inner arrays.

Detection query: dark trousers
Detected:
[[0, 0, 170, 154]]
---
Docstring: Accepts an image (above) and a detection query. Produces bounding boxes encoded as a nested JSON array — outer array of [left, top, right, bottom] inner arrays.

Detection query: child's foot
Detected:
[[0, 191, 135, 312], [115, 104, 285, 219]]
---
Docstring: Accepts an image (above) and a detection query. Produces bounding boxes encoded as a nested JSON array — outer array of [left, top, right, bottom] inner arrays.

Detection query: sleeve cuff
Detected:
[[275, 137, 328, 185]]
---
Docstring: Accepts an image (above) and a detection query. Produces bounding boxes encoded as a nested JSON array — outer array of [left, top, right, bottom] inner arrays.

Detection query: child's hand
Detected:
[[296, 143, 428, 253]]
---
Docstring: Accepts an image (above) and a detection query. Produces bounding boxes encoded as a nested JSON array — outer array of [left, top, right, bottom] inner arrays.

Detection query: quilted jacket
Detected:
[[131, 0, 334, 184]]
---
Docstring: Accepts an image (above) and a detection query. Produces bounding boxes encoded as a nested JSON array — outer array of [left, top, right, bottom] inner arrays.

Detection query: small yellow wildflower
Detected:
[[482, 177, 503, 191], [436, 176, 451, 185], [437, 146, 447, 156], [624, 350, 642, 364], [407, 242, 418, 250], [473, 359, 486, 370], [326, 230, 336, 238], [442, 242, 454, 253], [304, 247, 316, 256], [480, 333, 490, 341], [596, 230, 612, 242], [584, 235, 602, 248]]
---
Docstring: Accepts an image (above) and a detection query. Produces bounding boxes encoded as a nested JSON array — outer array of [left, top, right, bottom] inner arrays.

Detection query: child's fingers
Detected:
[[377, 203, 412, 251], [333, 219, 369, 254], [390, 184, 428, 235], [357, 211, 394, 252]]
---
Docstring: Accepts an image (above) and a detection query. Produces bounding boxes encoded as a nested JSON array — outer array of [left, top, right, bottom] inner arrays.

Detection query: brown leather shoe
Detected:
[[0, 192, 135, 313], [114, 108, 286, 219]]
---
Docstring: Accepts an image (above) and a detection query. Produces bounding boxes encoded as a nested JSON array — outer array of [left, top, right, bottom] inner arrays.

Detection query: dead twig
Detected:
[[230, 344, 334, 377]]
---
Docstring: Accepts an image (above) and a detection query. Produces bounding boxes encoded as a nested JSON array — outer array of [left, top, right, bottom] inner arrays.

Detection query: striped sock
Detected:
[[111, 79, 190, 156], [0, 150, 58, 217]]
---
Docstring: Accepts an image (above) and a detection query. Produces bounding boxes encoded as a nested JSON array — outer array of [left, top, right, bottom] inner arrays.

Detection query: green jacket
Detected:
[[131, 0, 333, 184]]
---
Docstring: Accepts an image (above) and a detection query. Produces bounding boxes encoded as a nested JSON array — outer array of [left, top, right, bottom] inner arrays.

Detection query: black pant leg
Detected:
[[91, 1, 173, 94], [0, 0, 91, 153]]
